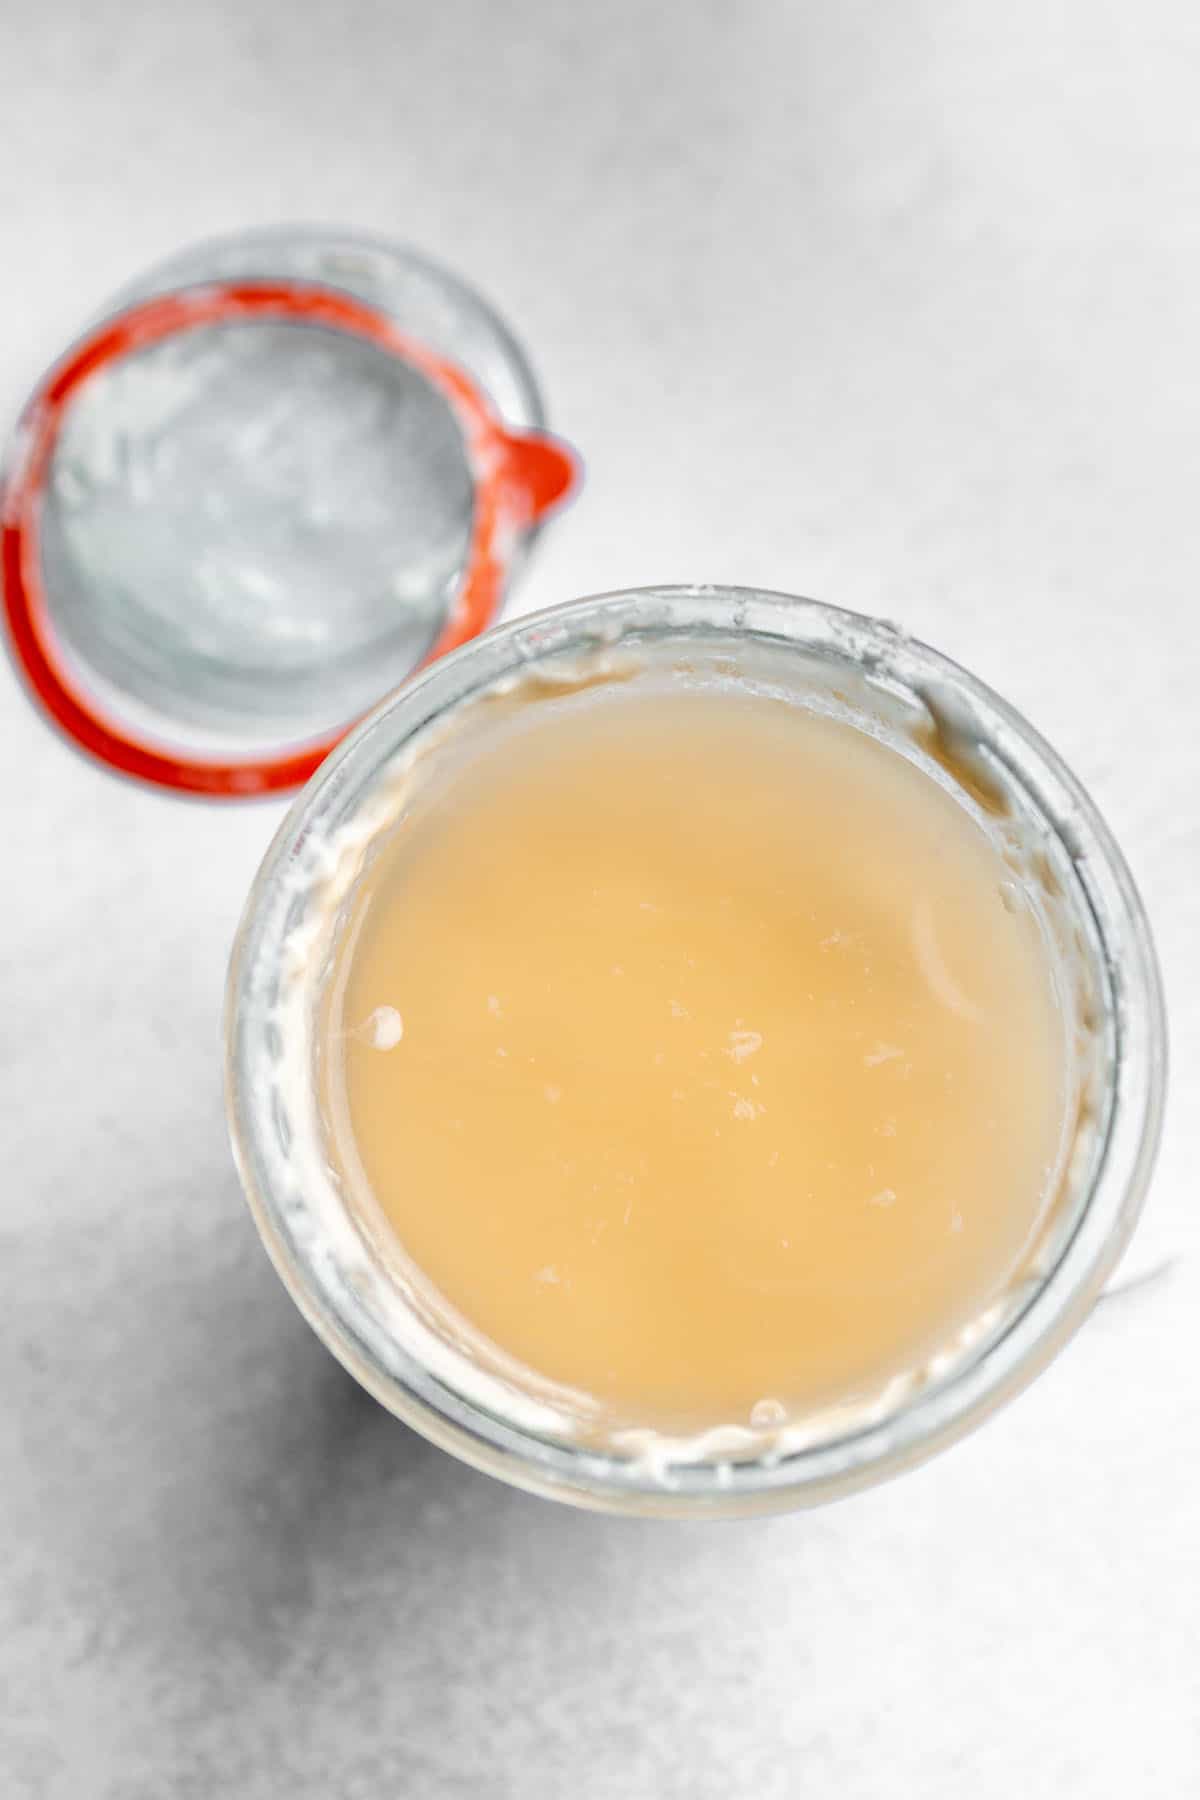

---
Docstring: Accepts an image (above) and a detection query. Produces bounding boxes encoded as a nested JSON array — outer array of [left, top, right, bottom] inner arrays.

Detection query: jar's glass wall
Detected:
[[225, 587, 1166, 1516]]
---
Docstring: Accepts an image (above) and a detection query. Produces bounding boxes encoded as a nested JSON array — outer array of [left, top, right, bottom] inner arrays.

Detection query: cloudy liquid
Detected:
[[324, 680, 1068, 1432]]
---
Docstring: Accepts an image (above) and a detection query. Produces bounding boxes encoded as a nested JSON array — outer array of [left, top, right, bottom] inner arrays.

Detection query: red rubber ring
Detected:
[[1, 282, 578, 796]]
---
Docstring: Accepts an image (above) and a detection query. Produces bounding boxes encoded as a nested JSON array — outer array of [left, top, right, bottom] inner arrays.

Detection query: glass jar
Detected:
[[2, 227, 575, 795], [224, 585, 1166, 1516]]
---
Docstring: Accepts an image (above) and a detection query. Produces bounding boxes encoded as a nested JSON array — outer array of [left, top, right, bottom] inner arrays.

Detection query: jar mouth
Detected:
[[224, 585, 1167, 1516]]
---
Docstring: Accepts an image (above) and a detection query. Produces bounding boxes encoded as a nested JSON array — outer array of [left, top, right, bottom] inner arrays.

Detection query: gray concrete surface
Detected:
[[2, 3, 1198, 1794]]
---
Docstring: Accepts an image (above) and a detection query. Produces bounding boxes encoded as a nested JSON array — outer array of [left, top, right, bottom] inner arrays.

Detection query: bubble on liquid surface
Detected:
[[366, 1006, 404, 1050]]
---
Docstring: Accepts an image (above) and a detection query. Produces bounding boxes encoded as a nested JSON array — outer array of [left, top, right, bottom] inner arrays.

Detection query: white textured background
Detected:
[[2, 3, 1198, 1795]]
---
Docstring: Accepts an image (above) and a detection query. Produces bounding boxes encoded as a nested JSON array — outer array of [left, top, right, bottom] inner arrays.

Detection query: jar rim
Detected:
[[224, 585, 1167, 1516]]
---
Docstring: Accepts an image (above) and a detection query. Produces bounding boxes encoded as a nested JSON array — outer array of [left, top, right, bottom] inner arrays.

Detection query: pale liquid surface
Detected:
[[326, 681, 1068, 1431]]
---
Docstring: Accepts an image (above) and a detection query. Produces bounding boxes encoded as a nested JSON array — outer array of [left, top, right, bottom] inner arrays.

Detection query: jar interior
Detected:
[[255, 626, 1112, 1485], [39, 320, 474, 756]]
